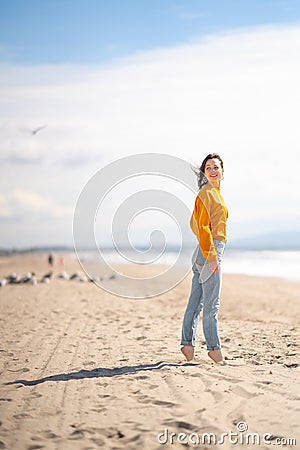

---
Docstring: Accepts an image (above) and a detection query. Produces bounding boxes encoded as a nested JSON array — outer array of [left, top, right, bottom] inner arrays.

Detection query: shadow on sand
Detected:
[[6, 361, 200, 386]]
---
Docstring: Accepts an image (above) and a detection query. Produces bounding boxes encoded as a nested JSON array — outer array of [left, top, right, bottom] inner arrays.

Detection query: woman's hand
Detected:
[[209, 260, 219, 273]]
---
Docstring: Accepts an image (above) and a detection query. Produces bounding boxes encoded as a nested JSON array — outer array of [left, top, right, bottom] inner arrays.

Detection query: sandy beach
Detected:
[[0, 253, 299, 450]]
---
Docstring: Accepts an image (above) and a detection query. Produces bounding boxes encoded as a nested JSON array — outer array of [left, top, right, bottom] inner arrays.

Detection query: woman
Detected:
[[181, 153, 228, 364]]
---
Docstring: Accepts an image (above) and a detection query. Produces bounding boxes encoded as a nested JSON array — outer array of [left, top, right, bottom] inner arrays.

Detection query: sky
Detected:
[[1, 0, 300, 248]]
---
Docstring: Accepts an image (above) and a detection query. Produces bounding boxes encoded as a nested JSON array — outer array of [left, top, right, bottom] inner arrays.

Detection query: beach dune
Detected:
[[0, 253, 299, 449]]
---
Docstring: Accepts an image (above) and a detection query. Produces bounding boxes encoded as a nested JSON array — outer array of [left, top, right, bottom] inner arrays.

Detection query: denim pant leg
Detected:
[[181, 246, 205, 347], [181, 240, 225, 350], [181, 265, 204, 346], [201, 240, 225, 351]]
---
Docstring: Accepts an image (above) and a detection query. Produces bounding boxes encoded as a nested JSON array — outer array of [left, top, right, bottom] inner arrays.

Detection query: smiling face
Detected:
[[204, 158, 224, 187]]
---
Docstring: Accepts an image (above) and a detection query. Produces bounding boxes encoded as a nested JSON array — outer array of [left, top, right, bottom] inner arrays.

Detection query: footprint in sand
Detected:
[[13, 413, 32, 420], [40, 431, 59, 439], [91, 427, 125, 440], [136, 392, 178, 408], [231, 385, 258, 399], [27, 445, 45, 450], [232, 415, 247, 426], [90, 407, 107, 413], [134, 375, 150, 380], [7, 367, 30, 373], [90, 438, 105, 446], [163, 419, 198, 431], [136, 394, 150, 404], [68, 429, 87, 440], [255, 380, 272, 386], [152, 400, 178, 408]]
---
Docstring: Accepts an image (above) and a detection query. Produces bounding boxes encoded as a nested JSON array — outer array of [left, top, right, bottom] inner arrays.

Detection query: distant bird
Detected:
[[57, 271, 70, 280], [89, 276, 103, 283], [6, 272, 21, 284], [100, 273, 118, 281], [42, 271, 53, 279], [40, 277, 50, 284], [69, 272, 80, 280], [31, 125, 47, 135], [0, 279, 7, 287], [18, 124, 48, 136], [79, 275, 88, 283], [20, 272, 36, 283], [31, 276, 37, 286], [108, 273, 117, 280], [39, 271, 52, 283]]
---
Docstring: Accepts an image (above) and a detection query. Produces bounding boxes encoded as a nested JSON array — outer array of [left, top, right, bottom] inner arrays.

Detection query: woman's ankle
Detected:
[[208, 349, 223, 363], [181, 345, 195, 361]]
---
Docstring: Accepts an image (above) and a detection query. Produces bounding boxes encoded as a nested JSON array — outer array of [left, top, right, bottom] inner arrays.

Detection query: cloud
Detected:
[[170, 3, 207, 20], [60, 150, 103, 168], [2, 25, 300, 164], [0, 24, 300, 245], [0, 189, 73, 222]]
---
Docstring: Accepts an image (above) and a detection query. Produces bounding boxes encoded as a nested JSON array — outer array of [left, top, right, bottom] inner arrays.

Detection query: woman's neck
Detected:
[[208, 180, 220, 189]]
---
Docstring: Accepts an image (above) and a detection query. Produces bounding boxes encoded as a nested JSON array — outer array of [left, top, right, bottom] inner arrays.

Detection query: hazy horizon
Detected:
[[2, 229, 300, 252]]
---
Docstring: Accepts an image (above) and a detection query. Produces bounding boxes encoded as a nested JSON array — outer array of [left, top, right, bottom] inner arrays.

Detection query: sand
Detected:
[[0, 253, 299, 450]]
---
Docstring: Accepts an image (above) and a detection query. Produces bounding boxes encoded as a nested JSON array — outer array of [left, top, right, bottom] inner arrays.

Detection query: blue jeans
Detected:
[[181, 239, 226, 351]]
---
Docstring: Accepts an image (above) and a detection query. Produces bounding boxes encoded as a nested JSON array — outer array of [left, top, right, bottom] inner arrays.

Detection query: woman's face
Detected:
[[204, 158, 224, 186]]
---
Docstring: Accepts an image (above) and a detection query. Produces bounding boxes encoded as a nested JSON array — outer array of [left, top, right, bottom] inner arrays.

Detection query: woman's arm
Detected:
[[190, 194, 218, 262]]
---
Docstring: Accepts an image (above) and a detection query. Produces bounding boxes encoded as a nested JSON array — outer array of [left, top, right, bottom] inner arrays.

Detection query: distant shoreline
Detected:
[[1, 249, 300, 283], [1, 242, 300, 257]]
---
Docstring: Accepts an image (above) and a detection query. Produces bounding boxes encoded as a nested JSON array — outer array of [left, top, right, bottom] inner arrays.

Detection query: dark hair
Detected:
[[191, 153, 224, 190]]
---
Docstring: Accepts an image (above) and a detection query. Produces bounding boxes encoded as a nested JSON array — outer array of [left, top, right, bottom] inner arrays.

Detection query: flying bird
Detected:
[[18, 124, 48, 135], [31, 124, 48, 135]]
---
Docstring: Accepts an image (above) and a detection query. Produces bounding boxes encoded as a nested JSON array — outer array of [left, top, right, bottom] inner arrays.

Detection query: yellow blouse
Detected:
[[190, 183, 228, 262]]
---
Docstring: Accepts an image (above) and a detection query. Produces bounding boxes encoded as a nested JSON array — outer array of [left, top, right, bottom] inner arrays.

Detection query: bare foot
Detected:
[[181, 345, 195, 361], [208, 349, 226, 365]]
